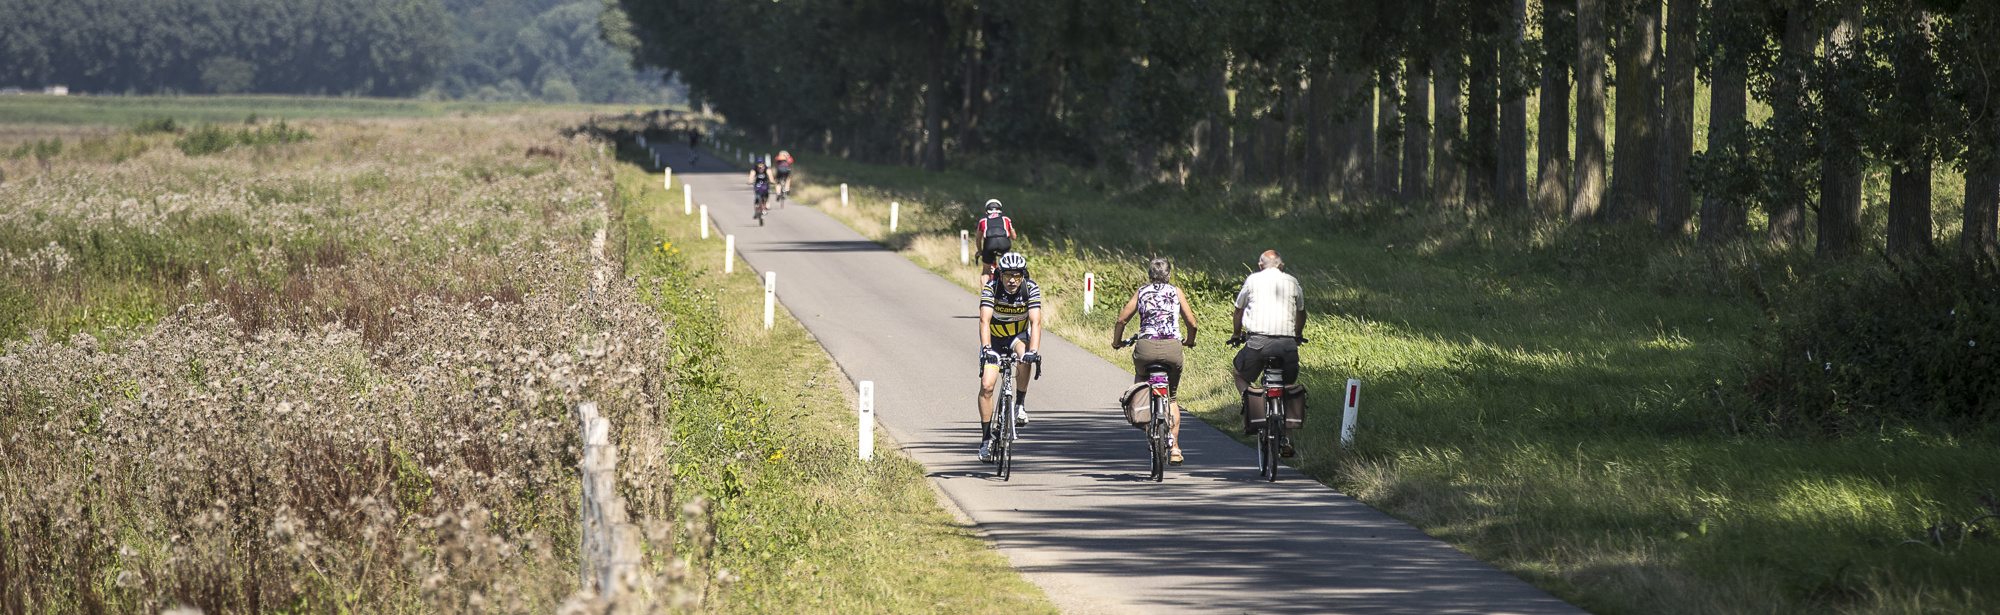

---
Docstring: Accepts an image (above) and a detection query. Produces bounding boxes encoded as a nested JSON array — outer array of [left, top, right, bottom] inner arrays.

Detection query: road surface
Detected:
[[650, 143, 1585, 614]]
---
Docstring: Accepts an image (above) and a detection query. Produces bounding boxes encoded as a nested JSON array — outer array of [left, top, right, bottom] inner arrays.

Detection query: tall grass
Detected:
[[786, 150, 2000, 614], [0, 114, 702, 612]]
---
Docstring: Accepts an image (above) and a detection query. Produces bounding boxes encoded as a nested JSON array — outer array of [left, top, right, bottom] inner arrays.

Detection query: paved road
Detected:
[[650, 144, 1586, 615]]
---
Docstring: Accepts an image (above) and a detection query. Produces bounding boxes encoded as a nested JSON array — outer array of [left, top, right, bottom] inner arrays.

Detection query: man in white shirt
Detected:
[[1229, 250, 1306, 451]]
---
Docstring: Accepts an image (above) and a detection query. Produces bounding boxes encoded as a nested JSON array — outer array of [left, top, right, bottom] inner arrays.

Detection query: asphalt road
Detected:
[[651, 143, 1586, 615]]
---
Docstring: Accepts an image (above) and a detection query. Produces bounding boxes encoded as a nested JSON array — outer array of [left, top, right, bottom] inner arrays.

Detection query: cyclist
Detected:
[[687, 128, 702, 165], [748, 159, 772, 219], [774, 150, 794, 196], [1111, 258, 1199, 465], [974, 199, 1016, 286], [976, 251, 1043, 463], [1227, 249, 1305, 457]]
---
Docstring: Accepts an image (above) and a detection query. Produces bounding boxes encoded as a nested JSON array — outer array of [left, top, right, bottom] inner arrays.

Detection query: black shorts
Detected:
[[775, 168, 791, 180], [980, 250, 1003, 266], [983, 329, 1030, 367], [1232, 334, 1300, 385]]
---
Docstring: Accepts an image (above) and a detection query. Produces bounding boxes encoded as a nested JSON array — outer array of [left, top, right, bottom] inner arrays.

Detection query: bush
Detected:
[[131, 117, 179, 135], [176, 120, 314, 156], [1745, 254, 2000, 435]]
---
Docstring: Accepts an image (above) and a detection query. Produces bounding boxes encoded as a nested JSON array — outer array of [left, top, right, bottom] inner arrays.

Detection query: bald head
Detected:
[[1257, 250, 1284, 270]]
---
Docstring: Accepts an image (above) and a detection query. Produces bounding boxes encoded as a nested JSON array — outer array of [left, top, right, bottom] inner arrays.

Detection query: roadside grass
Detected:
[[0, 93, 656, 127], [780, 152, 2000, 614], [611, 155, 1058, 613]]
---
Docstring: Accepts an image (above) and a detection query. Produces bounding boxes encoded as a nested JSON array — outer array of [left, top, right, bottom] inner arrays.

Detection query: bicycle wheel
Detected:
[[1148, 397, 1166, 481], [1264, 400, 1283, 482], [995, 377, 1014, 480]]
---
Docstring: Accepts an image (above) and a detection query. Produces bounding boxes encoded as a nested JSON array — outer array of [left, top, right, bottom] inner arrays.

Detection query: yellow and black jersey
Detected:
[[980, 278, 1042, 337]]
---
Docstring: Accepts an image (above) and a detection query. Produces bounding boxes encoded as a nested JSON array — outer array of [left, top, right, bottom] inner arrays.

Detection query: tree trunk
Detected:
[[1817, 9, 1864, 260], [1537, 0, 1576, 218], [1497, 0, 1531, 212], [958, 10, 984, 152], [1697, 20, 1748, 245], [1966, 149, 2000, 259], [1571, 0, 1607, 220], [1306, 69, 1333, 194], [1656, 0, 1696, 234], [1435, 51, 1464, 209], [1377, 69, 1403, 199], [1468, 13, 1500, 210], [921, 1, 945, 172], [1887, 12, 1936, 256], [1402, 56, 1432, 205], [1608, 0, 1661, 222], [1197, 67, 1231, 179], [1766, 6, 1814, 246], [1336, 69, 1373, 199]]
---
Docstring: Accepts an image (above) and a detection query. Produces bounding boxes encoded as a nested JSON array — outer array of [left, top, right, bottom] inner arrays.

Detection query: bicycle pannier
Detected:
[[1119, 382, 1151, 428]]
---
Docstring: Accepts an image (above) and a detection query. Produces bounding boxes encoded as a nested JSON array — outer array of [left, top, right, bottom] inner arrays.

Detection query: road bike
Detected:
[[1231, 336, 1304, 482], [752, 180, 770, 226], [988, 349, 1041, 481], [1120, 335, 1183, 482]]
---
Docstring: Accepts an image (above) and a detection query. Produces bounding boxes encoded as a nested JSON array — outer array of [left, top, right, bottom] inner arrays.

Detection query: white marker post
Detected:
[[723, 235, 735, 273], [699, 205, 709, 239], [857, 381, 875, 461], [841, 184, 848, 207], [763, 272, 777, 330], [1340, 379, 1361, 450], [638, 135, 646, 147], [683, 186, 692, 215], [664, 166, 671, 189], [960, 230, 970, 265], [889, 202, 899, 232], [1084, 273, 1095, 314]]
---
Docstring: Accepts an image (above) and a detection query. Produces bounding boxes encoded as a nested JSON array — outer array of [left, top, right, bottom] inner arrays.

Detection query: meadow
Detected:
[[0, 93, 655, 127], [0, 104, 1048, 613], [760, 144, 2000, 614]]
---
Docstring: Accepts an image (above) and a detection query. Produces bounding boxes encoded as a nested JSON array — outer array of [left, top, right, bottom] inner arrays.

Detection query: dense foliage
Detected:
[[0, 0, 675, 103], [0, 0, 452, 96]]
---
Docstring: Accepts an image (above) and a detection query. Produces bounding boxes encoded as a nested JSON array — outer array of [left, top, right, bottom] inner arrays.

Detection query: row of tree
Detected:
[[0, 0, 677, 103], [612, 0, 2000, 256]]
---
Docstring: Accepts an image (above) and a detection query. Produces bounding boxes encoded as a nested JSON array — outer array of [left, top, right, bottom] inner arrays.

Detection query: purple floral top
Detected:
[[1135, 283, 1182, 339]]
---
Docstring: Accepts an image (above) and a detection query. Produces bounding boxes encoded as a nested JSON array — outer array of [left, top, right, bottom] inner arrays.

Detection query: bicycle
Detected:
[[987, 349, 1041, 481], [1120, 336, 1186, 481], [1230, 336, 1304, 482], [752, 180, 770, 226]]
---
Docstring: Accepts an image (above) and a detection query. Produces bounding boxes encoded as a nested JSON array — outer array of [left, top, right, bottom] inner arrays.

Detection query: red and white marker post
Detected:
[[1340, 379, 1361, 449], [858, 381, 875, 461], [1083, 273, 1095, 314], [960, 230, 969, 265]]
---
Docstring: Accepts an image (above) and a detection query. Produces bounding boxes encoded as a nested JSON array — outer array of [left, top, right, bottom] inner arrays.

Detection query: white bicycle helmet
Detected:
[[995, 252, 1027, 273], [985, 199, 1003, 212]]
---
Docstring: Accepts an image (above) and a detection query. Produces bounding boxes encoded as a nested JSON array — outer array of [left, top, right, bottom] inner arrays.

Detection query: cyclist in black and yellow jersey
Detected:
[[976, 252, 1043, 463]]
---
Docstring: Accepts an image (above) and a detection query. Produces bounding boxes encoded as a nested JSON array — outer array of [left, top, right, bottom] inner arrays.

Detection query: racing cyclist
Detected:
[[774, 150, 794, 197], [975, 199, 1016, 286], [748, 159, 772, 219], [976, 252, 1043, 463]]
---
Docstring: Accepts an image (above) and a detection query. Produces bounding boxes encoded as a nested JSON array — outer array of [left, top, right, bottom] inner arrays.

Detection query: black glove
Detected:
[[1226, 335, 1245, 347], [980, 345, 999, 364], [1022, 350, 1042, 364]]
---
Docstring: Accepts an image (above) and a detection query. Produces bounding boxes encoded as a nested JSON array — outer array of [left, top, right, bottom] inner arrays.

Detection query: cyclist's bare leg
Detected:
[[1010, 339, 1032, 395], [977, 367, 999, 423]]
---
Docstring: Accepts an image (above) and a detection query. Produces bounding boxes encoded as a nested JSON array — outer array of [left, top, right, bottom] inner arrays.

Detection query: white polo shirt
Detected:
[[1234, 267, 1303, 336]]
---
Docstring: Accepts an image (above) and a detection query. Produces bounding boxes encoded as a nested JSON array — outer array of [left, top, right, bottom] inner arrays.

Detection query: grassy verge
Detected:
[[609, 151, 1057, 613], [777, 152, 2000, 614]]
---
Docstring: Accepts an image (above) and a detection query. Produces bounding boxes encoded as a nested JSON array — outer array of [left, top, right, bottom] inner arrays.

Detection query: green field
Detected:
[[761, 143, 2000, 614], [0, 93, 659, 127]]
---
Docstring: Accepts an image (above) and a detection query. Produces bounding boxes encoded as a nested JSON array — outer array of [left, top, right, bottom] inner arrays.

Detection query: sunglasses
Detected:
[[998, 272, 1024, 280]]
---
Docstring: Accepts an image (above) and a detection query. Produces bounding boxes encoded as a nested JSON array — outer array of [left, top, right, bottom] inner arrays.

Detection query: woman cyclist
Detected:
[[748, 159, 772, 220], [774, 150, 794, 197], [1110, 258, 1199, 465]]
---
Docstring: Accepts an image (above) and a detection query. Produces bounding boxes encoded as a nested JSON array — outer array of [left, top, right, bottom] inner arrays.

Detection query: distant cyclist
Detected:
[[774, 150, 794, 196], [1227, 249, 1306, 456], [687, 128, 702, 165], [1111, 257, 1199, 465], [748, 159, 772, 219], [977, 252, 1043, 463], [975, 199, 1017, 286]]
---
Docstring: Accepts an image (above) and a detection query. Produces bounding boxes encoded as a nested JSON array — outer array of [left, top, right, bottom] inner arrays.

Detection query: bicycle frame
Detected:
[[1257, 361, 1287, 482], [1145, 368, 1171, 481], [992, 353, 1019, 480]]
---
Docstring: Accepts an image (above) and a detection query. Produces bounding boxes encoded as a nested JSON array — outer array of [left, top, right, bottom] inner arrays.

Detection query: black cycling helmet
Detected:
[[995, 251, 1027, 273], [984, 199, 1003, 212]]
